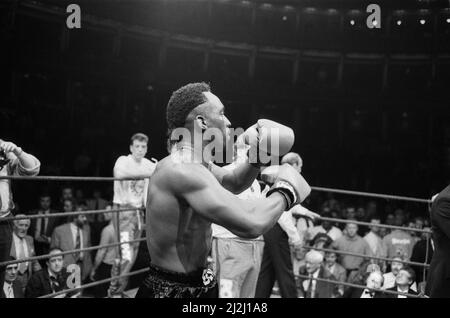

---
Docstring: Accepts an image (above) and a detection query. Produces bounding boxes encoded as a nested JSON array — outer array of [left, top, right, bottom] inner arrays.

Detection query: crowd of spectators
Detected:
[[291, 196, 433, 298], [2, 186, 433, 298]]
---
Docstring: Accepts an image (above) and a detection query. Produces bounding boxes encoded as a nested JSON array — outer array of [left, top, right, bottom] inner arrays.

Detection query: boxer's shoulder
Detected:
[[157, 158, 212, 193]]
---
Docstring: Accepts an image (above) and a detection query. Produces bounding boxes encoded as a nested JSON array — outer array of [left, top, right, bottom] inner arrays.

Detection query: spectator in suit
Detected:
[[332, 220, 373, 281], [51, 207, 93, 283], [58, 186, 74, 211], [324, 247, 347, 297], [30, 194, 62, 264], [25, 248, 71, 298], [0, 139, 40, 287], [382, 256, 418, 292], [384, 266, 418, 298], [10, 214, 41, 292], [1, 256, 24, 298], [426, 185, 450, 297], [344, 270, 384, 298], [297, 250, 337, 298], [410, 226, 433, 286]]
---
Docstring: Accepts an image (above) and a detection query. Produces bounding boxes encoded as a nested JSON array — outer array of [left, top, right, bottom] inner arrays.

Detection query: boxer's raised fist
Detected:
[[242, 119, 294, 166], [265, 164, 311, 210]]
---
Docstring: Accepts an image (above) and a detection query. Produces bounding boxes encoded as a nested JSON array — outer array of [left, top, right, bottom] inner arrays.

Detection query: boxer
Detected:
[[135, 82, 311, 298]]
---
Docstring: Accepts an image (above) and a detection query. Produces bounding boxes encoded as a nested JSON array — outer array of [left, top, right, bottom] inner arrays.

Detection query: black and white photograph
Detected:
[[1, 0, 450, 303]]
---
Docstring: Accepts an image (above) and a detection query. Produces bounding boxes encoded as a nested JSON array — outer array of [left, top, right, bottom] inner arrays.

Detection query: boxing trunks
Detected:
[[135, 263, 217, 298]]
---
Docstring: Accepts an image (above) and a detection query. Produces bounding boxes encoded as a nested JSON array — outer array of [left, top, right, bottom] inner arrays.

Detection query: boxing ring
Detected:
[[0, 175, 432, 298]]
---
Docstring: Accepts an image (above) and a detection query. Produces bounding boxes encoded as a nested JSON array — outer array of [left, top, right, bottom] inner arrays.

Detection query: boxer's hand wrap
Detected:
[[266, 180, 298, 210]]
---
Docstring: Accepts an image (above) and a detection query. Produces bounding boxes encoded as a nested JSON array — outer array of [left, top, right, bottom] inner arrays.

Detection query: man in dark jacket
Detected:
[[1, 256, 24, 298], [426, 186, 450, 297], [297, 250, 338, 298], [384, 267, 419, 298], [25, 248, 70, 298]]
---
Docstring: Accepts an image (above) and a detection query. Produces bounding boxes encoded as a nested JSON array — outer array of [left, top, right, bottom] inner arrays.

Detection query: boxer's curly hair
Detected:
[[166, 82, 211, 150]]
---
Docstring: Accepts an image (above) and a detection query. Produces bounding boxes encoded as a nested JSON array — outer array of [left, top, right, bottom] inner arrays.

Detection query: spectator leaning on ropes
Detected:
[[112, 133, 157, 293], [0, 139, 40, 287]]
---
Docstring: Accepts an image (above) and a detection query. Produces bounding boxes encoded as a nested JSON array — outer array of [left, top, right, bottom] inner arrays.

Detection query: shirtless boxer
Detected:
[[135, 82, 311, 298]]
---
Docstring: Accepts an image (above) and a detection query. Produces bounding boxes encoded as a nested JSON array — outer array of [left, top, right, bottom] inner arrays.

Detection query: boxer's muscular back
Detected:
[[146, 156, 212, 273]]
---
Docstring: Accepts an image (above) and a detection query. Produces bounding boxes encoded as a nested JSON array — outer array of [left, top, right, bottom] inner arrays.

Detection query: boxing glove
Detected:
[[242, 119, 294, 166], [264, 164, 311, 210]]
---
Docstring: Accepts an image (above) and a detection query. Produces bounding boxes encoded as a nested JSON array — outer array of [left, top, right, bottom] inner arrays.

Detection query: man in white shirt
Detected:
[[364, 217, 387, 271], [211, 137, 267, 298], [112, 133, 157, 293]]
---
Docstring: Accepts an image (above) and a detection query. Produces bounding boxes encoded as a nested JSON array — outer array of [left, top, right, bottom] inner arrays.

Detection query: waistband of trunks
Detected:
[[148, 263, 214, 287]]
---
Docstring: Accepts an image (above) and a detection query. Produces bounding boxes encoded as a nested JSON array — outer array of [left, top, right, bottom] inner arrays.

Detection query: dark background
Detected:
[[1, 0, 450, 213]]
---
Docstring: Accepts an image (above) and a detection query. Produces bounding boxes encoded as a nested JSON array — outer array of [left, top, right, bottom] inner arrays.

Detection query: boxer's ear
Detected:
[[195, 115, 208, 131]]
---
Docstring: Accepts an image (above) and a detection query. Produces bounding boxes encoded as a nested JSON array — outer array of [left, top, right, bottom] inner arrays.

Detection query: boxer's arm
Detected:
[[208, 161, 259, 194], [171, 164, 287, 238]]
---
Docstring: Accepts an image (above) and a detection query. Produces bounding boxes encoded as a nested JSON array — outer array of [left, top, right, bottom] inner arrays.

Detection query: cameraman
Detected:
[[0, 139, 40, 286]]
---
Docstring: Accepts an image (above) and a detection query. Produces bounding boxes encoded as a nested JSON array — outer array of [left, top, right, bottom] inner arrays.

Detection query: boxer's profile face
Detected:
[[130, 139, 148, 161], [202, 92, 231, 145]]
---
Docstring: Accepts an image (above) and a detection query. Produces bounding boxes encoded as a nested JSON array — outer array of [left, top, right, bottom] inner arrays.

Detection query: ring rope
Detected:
[[294, 273, 423, 298], [0, 175, 148, 181], [311, 186, 432, 204], [302, 245, 430, 268], [0, 175, 432, 203], [316, 216, 432, 234], [0, 207, 145, 222], [39, 267, 150, 298], [0, 238, 146, 267]]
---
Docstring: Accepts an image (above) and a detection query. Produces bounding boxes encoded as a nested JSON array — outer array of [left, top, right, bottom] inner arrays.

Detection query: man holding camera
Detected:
[[0, 139, 40, 286]]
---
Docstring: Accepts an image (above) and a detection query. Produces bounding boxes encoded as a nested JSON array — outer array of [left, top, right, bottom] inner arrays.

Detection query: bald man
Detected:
[[297, 250, 336, 298]]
